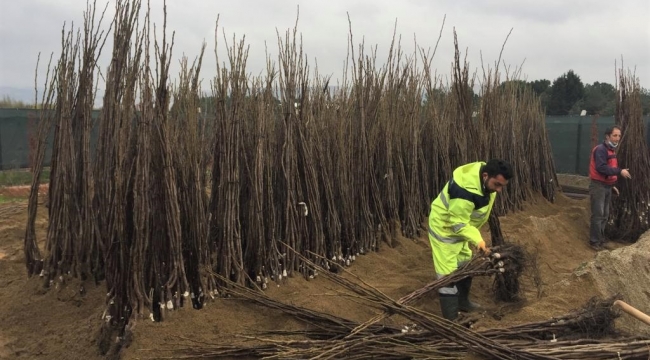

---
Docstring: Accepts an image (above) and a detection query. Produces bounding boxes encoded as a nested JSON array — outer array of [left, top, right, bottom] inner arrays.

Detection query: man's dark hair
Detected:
[[605, 125, 621, 136], [483, 159, 513, 180]]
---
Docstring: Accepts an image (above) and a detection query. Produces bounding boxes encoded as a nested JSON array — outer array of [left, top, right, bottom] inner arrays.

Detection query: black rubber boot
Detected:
[[457, 277, 482, 312], [439, 294, 459, 321]]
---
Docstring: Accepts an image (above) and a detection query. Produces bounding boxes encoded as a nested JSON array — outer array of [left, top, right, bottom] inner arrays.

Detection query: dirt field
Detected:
[[0, 178, 624, 360]]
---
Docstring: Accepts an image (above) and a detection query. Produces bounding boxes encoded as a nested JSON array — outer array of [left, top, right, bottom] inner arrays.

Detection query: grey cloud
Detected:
[[0, 0, 648, 95], [423, 0, 621, 24]]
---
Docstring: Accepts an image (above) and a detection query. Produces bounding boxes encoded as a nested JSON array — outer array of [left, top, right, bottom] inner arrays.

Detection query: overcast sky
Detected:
[[1, 0, 649, 97]]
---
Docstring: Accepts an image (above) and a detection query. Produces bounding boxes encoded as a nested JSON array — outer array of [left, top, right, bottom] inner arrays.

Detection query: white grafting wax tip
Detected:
[[298, 202, 308, 216]]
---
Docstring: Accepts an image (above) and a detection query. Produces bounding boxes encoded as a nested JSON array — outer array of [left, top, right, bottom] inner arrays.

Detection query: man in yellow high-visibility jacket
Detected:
[[428, 159, 513, 321]]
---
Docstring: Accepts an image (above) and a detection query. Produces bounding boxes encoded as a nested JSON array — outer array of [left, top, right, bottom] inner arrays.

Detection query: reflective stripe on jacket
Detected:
[[428, 161, 496, 247]]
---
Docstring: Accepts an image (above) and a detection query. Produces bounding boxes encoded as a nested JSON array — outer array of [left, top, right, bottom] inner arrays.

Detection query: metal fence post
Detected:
[[0, 122, 3, 170], [575, 120, 582, 174]]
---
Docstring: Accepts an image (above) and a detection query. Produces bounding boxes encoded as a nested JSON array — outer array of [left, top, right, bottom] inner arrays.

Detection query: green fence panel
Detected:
[[0, 109, 42, 170], [0, 109, 648, 175], [546, 115, 649, 175], [0, 108, 101, 170]]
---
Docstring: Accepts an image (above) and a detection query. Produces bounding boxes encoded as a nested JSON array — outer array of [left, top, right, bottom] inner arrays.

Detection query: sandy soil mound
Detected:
[[0, 192, 643, 359], [573, 230, 650, 337]]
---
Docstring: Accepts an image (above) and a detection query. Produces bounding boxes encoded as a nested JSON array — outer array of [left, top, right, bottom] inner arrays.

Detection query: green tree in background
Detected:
[[492, 74, 648, 117], [641, 88, 650, 115], [530, 79, 553, 111], [547, 70, 585, 115], [498, 80, 530, 101], [499, 80, 528, 90], [529, 79, 550, 96], [582, 81, 616, 115], [0, 96, 34, 109]]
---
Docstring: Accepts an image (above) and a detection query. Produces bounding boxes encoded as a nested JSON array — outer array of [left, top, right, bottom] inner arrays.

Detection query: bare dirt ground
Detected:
[[0, 177, 626, 360]]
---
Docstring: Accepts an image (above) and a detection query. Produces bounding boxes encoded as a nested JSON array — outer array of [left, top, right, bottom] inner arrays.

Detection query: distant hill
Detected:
[[0, 86, 105, 108], [0, 84, 343, 108], [0, 86, 37, 104]]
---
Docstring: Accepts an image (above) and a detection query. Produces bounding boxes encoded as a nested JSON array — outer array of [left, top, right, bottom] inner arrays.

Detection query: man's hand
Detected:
[[620, 169, 632, 179], [613, 186, 619, 196], [476, 240, 491, 255]]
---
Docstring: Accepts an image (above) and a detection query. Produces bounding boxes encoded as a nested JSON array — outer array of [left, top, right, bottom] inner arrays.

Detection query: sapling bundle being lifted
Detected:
[[491, 243, 528, 302], [606, 68, 650, 242]]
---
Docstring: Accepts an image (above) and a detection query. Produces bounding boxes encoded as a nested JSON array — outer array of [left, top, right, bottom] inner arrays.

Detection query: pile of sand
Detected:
[[573, 229, 650, 337]]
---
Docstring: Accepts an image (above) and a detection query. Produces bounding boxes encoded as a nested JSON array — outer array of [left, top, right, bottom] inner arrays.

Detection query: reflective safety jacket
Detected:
[[428, 161, 496, 247]]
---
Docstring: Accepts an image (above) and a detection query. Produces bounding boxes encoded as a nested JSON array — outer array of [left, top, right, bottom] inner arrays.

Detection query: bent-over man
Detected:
[[428, 159, 513, 321]]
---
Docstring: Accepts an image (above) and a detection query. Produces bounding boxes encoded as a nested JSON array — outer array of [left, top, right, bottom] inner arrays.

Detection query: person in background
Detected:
[[588, 125, 632, 250], [427, 159, 513, 321]]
